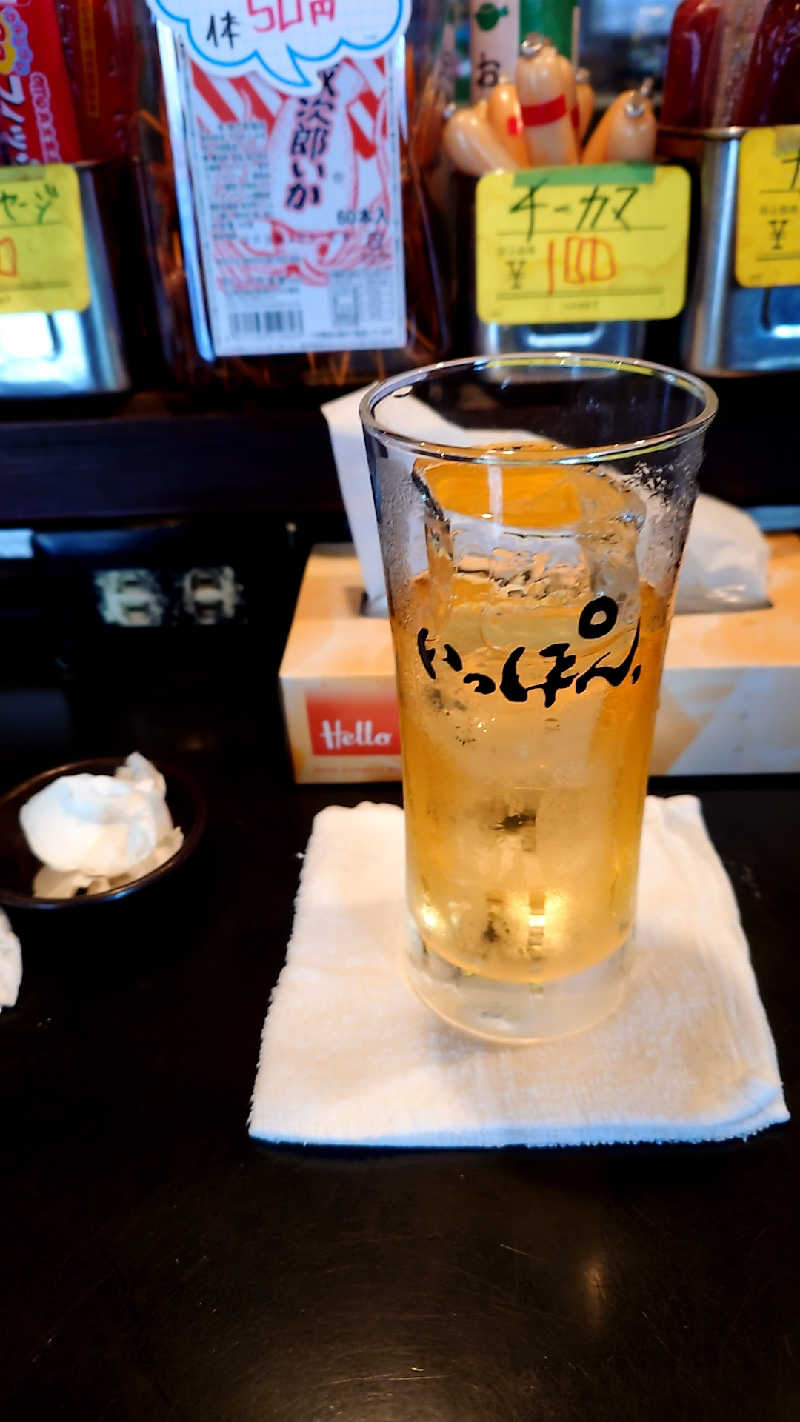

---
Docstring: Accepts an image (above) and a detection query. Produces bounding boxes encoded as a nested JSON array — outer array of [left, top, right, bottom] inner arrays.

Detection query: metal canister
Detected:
[[454, 172, 647, 362], [0, 163, 131, 398], [474, 311, 647, 359], [658, 126, 800, 376]]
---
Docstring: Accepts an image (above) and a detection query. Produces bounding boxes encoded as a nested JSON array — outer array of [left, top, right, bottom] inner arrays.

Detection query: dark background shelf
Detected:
[[0, 392, 340, 528], [1, 374, 797, 528], [0, 373, 795, 697]]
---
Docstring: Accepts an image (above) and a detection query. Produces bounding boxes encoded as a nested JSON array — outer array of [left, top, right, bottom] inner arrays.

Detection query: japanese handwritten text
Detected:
[[284, 65, 337, 210], [416, 595, 642, 710]]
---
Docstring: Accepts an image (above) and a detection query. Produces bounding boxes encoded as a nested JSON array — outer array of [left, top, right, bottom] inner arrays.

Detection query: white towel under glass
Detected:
[[250, 798, 788, 1149]]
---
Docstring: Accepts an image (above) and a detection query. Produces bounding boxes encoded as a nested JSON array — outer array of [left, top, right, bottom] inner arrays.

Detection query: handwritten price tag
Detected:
[[476, 164, 689, 325], [736, 127, 800, 289], [0, 165, 89, 315]]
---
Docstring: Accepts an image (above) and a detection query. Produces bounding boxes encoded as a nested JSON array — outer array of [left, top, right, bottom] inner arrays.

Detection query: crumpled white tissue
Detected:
[[20, 752, 183, 899], [0, 909, 21, 1011]]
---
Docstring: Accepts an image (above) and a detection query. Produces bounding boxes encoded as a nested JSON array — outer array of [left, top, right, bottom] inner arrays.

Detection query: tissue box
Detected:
[[279, 546, 399, 784], [280, 536, 800, 783]]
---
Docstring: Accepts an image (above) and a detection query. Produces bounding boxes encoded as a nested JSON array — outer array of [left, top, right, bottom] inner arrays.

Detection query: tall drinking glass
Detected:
[[361, 355, 717, 1043]]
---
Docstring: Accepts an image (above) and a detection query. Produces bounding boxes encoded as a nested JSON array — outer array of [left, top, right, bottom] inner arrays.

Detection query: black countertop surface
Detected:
[[0, 638, 797, 1421]]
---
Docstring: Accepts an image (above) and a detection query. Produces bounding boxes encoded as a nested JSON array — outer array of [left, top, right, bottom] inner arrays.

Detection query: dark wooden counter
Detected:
[[0, 640, 796, 1421], [1, 371, 798, 527]]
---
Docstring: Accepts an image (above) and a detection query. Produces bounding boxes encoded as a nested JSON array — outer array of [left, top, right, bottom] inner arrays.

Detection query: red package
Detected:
[[55, 1, 135, 161], [0, 0, 81, 164]]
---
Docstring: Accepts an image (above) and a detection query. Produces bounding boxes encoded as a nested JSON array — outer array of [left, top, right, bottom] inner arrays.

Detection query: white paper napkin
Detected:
[[321, 387, 387, 613], [0, 909, 21, 1013], [249, 798, 788, 1149], [321, 386, 535, 614]]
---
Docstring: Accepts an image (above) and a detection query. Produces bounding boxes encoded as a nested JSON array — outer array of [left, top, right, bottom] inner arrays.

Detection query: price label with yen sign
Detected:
[[0, 164, 89, 315], [476, 163, 689, 325]]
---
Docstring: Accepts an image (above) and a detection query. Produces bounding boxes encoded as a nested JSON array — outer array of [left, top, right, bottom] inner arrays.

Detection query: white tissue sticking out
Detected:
[[0, 908, 21, 1009], [322, 385, 536, 614], [20, 753, 184, 899], [675, 494, 769, 613]]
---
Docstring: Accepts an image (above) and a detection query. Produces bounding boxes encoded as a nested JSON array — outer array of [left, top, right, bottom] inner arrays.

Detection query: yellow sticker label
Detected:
[[736, 127, 800, 289], [476, 164, 690, 325], [0, 165, 89, 315]]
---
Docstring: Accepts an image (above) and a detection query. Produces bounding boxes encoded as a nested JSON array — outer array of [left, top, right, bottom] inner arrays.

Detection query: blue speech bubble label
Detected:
[[146, 0, 412, 93]]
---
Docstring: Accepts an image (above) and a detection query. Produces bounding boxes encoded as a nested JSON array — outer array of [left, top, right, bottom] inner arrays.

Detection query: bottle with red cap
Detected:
[[700, 0, 770, 126], [661, 0, 722, 128], [736, 0, 800, 125], [55, 1, 137, 161]]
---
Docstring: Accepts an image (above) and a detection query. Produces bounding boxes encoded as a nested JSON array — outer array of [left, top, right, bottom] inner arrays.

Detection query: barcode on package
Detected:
[[229, 310, 304, 337]]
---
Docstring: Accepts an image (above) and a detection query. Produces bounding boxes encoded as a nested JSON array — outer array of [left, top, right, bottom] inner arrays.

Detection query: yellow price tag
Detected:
[[736, 127, 800, 289], [476, 164, 690, 325], [0, 164, 89, 315]]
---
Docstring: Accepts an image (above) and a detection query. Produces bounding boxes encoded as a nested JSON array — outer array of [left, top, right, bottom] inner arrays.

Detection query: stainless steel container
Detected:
[[474, 312, 646, 358], [456, 173, 646, 361], [0, 163, 130, 398], [658, 126, 800, 376]]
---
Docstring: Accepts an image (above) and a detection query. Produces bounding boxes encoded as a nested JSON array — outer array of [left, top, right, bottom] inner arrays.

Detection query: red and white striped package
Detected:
[[0, 0, 81, 164], [179, 50, 407, 357]]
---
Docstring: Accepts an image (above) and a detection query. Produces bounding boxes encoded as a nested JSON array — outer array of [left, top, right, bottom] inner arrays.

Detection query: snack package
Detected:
[[0, 0, 81, 164], [55, 0, 136, 160]]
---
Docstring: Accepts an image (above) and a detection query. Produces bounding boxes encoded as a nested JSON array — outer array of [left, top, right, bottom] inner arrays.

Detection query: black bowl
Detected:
[[0, 757, 207, 910]]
